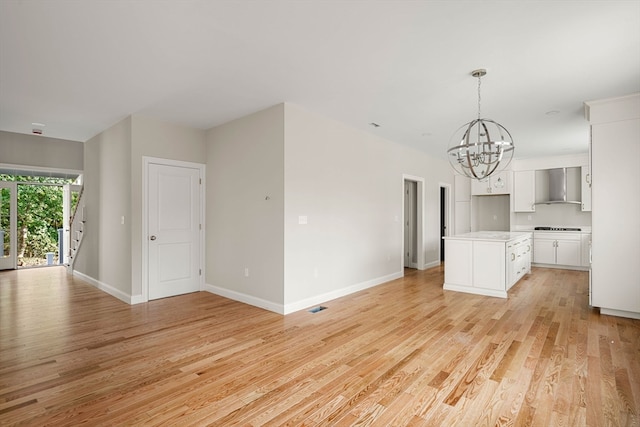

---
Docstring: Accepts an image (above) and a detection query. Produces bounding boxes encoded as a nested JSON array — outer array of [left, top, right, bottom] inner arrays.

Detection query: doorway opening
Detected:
[[1, 173, 80, 269], [439, 183, 452, 263], [402, 175, 425, 271], [404, 180, 417, 268]]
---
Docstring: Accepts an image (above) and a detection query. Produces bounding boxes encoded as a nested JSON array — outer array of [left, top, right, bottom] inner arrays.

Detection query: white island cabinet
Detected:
[[443, 231, 532, 298]]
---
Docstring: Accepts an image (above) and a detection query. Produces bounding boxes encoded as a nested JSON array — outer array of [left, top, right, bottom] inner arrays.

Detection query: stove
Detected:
[[534, 226, 581, 231]]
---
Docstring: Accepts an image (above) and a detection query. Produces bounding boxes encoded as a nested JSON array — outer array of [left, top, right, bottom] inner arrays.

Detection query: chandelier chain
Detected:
[[477, 74, 482, 120]]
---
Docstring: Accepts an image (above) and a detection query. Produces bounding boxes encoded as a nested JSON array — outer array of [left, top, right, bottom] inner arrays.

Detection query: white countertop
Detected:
[[444, 231, 532, 242]]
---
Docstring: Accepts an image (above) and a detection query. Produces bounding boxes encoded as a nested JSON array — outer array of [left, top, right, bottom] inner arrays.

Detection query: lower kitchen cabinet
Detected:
[[444, 231, 532, 298], [533, 232, 581, 267], [507, 237, 532, 289]]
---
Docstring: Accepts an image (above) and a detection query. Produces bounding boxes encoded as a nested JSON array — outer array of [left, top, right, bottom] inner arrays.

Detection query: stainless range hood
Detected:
[[534, 167, 581, 205]]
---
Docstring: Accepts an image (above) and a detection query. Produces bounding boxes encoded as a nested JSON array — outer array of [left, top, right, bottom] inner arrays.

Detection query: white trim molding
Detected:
[[205, 283, 285, 314], [402, 174, 426, 270], [206, 271, 404, 316], [283, 271, 404, 315], [73, 270, 137, 304]]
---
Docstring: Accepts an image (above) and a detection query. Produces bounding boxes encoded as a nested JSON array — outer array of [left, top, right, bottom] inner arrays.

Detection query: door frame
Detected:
[[439, 182, 453, 263], [403, 180, 418, 268], [141, 156, 205, 302], [401, 174, 425, 271], [0, 181, 17, 270]]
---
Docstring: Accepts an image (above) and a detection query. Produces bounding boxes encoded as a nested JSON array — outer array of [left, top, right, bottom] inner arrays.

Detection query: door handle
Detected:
[[150, 235, 157, 241]]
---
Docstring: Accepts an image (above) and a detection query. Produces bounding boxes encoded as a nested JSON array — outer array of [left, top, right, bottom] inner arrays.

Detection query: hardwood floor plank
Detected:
[[1, 266, 638, 426]]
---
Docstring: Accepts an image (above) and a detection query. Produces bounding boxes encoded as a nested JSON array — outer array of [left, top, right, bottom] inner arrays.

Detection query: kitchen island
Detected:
[[443, 231, 532, 298]]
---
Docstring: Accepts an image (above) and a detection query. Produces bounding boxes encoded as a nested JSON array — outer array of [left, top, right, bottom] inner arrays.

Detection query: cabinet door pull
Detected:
[[511, 253, 515, 261]]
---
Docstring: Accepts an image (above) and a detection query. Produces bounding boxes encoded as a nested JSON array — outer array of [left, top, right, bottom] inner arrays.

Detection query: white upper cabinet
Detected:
[[513, 170, 535, 212], [471, 171, 511, 195]]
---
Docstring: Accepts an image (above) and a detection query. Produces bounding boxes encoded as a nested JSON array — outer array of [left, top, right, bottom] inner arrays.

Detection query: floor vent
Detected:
[[308, 306, 327, 313]]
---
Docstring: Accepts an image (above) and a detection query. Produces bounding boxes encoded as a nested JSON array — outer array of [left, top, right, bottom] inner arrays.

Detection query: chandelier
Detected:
[[447, 69, 514, 180]]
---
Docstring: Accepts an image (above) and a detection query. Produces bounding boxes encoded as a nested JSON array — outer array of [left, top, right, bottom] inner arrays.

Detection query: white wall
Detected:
[[76, 115, 205, 302], [473, 195, 510, 231], [205, 105, 285, 311], [0, 131, 83, 171], [204, 103, 453, 314], [74, 131, 101, 279], [283, 103, 453, 312], [76, 116, 131, 296]]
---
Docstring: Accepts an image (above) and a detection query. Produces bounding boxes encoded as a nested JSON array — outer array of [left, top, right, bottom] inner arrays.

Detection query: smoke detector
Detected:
[[31, 122, 45, 135]]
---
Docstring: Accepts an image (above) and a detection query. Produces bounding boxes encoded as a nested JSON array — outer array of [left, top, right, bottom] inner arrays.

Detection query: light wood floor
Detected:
[[0, 266, 638, 426]]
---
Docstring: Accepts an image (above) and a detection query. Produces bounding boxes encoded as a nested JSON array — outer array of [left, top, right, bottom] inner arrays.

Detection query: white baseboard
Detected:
[[532, 263, 589, 271], [204, 284, 285, 314], [600, 308, 640, 320], [205, 271, 404, 316], [443, 283, 508, 299], [130, 295, 146, 305], [72, 270, 133, 305], [422, 260, 441, 270], [283, 271, 404, 315]]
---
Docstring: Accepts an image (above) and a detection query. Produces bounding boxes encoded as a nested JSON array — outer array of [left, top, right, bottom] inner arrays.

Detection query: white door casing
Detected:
[[143, 158, 204, 300], [0, 181, 17, 270], [404, 180, 417, 268], [401, 175, 425, 271]]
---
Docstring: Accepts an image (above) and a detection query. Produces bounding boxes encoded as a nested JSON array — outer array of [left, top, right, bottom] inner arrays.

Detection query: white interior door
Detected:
[[0, 181, 17, 270], [148, 163, 201, 300]]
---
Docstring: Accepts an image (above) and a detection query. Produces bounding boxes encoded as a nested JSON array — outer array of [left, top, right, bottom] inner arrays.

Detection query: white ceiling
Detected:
[[1, 1, 639, 161]]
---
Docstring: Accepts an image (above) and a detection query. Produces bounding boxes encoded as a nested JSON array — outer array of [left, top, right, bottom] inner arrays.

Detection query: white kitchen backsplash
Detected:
[[513, 203, 592, 228]]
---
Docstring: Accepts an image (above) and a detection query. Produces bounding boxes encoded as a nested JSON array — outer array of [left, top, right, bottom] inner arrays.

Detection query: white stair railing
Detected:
[[67, 186, 85, 271]]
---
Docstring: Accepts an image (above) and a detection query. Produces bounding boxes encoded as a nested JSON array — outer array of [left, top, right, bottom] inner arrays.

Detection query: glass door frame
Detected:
[[0, 181, 17, 270]]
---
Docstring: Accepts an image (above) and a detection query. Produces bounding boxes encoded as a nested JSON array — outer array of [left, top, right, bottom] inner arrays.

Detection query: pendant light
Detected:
[[447, 69, 514, 180]]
